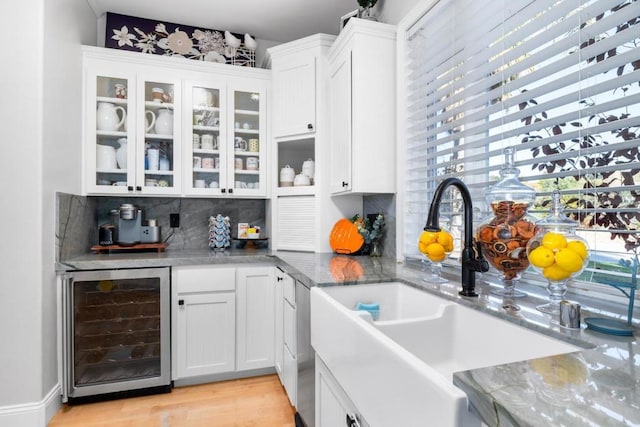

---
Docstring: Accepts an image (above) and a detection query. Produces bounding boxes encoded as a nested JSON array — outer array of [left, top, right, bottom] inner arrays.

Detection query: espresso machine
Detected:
[[106, 204, 161, 246]]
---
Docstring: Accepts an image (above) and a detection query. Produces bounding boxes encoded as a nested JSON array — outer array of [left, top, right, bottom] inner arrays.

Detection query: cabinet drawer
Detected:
[[283, 276, 295, 306], [284, 300, 296, 354], [282, 343, 297, 407], [175, 266, 236, 293]]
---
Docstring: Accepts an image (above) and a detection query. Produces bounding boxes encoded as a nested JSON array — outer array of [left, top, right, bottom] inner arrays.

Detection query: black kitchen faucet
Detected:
[[424, 177, 489, 297]]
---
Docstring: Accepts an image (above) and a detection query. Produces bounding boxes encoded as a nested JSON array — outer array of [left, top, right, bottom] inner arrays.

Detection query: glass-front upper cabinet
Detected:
[[184, 81, 225, 195], [229, 85, 267, 196], [184, 81, 267, 196], [84, 55, 181, 195]]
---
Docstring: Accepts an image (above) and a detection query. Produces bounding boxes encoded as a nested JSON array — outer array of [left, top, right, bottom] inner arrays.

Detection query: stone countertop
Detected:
[[57, 249, 639, 426]]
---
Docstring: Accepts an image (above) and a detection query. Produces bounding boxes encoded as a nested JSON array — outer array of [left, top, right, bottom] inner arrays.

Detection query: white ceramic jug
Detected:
[[96, 144, 117, 170], [96, 102, 126, 131], [116, 138, 127, 169], [145, 110, 156, 133], [154, 109, 173, 135]]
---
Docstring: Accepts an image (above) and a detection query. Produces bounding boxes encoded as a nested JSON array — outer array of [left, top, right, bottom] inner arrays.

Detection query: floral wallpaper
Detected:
[[105, 12, 256, 67]]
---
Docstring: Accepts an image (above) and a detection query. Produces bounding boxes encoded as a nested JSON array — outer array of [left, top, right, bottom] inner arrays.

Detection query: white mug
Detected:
[[194, 179, 206, 188], [202, 157, 214, 169], [202, 134, 215, 150]]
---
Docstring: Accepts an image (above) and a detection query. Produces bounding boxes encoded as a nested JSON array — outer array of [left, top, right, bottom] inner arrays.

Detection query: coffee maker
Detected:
[[110, 204, 142, 246]]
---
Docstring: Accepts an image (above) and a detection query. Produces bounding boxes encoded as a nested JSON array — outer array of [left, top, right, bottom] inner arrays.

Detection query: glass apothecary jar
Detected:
[[477, 147, 538, 299], [526, 191, 589, 315]]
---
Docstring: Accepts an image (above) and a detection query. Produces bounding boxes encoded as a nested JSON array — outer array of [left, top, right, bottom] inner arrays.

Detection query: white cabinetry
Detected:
[[268, 35, 359, 252], [274, 268, 297, 406], [271, 51, 317, 137], [184, 80, 268, 197], [328, 19, 396, 195], [84, 50, 182, 195], [82, 46, 270, 197], [282, 272, 297, 407], [316, 356, 369, 427], [236, 266, 275, 371], [172, 266, 236, 379]]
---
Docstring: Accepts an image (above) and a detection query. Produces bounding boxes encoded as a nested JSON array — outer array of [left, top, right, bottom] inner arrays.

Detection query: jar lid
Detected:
[[537, 190, 578, 230], [485, 147, 536, 204]]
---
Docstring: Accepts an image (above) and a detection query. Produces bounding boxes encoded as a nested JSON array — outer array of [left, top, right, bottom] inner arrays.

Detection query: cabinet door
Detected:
[[272, 53, 316, 137], [84, 60, 137, 194], [136, 74, 182, 194], [227, 83, 268, 196], [176, 292, 236, 378], [236, 267, 275, 371], [183, 80, 226, 195], [329, 50, 352, 194], [316, 356, 369, 427], [274, 269, 285, 379]]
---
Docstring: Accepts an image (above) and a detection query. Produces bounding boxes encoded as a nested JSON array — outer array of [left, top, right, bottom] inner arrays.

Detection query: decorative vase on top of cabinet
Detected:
[[83, 47, 182, 195], [184, 80, 267, 197]]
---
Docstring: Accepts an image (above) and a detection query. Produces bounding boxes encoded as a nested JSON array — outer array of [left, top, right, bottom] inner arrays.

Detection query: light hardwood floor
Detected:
[[49, 375, 296, 427]]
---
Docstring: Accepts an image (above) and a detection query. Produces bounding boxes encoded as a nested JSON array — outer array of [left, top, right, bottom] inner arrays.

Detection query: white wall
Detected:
[[378, 0, 422, 25], [0, 0, 95, 423]]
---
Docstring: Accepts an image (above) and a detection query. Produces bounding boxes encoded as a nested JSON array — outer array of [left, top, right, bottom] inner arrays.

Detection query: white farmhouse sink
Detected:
[[311, 282, 581, 427]]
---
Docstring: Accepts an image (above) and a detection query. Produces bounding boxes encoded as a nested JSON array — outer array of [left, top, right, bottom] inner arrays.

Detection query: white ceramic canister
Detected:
[[302, 158, 315, 179], [280, 165, 295, 187], [246, 157, 259, 171]]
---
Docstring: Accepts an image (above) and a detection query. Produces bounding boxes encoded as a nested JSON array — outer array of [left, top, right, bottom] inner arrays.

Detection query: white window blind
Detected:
[[403, 0, 640, 291]]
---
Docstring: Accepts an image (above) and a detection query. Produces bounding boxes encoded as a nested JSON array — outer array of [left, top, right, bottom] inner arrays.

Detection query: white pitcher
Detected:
[[155, 109, 173, 135], [96, 102, 126, 131], [116, 138, 127, 169], [145, 110, 156, 133]]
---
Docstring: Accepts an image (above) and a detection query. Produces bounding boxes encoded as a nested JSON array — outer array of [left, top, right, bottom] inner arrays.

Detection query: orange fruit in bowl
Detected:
[[566, 240, 588, 260], [542, 263, 572, 281], [528, 246, 555, 268], [541, 232, 568, 251], [425, 243, 446, 262], [419, 231, 438, 246], [436, 231, 454, 252], [555, 248, 584, 273]]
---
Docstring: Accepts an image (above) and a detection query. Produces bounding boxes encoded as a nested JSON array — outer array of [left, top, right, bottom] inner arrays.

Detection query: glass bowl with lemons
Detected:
[[526, 191, 589, 315]]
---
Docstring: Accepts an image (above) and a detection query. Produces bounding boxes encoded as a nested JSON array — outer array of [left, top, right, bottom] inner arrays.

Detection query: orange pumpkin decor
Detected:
[[329, 218, 364, 254]]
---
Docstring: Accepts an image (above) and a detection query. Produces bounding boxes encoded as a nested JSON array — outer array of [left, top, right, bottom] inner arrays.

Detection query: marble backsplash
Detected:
[[56, 193, 266, 260], [56, 192, 396, 261], [363, 194, 396, 258]]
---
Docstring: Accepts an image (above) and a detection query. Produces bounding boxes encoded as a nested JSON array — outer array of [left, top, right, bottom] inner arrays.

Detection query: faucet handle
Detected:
[[473, 240, 490, 273]]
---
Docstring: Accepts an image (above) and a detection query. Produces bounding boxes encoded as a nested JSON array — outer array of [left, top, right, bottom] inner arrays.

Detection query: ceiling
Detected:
[[87, 0, 361, 43]]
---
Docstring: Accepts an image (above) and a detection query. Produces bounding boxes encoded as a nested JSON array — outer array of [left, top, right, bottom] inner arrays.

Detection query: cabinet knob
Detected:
[[228, 188, 234, 194], [307, 123, 314, 130], [277, 276, 283, 281], [346, 414, 361, 427], [342, 181, 349, 188], [127, 186, 134, 192], [221, 188, 226, 193], [136, 186, 142, 192], [178, 299, 184, 306]]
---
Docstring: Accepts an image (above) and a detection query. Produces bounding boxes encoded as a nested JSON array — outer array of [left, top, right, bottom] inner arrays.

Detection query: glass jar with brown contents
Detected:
[[477, 147, 538, 301]]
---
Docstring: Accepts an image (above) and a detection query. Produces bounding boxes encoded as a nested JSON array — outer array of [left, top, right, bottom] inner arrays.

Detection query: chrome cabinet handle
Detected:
[[346, 414, 361, 427]]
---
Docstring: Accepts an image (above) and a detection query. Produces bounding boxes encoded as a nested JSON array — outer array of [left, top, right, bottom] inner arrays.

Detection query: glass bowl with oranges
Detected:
[[418, 227, 454, 284], [526, 191, 589, 315]]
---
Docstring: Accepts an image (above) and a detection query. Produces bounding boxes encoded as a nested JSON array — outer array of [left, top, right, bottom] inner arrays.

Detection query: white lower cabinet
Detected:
[[275, 268, 297, 406], [172, 265, 276, 381], [316, 356, 369, 427], [173, 266, 236, 379], [236, 266, 275, 371]]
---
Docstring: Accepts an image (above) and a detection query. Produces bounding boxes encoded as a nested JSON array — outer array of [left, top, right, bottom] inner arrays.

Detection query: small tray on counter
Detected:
[[91, 243, 167, 254], [232, 237, 268, 249]]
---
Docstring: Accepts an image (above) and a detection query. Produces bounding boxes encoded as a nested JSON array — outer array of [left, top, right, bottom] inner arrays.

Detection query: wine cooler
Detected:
[[61, 268, 171, 402]]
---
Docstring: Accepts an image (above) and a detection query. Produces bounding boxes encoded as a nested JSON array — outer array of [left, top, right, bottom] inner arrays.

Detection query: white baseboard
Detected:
[[0, 384, 61, 427]]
